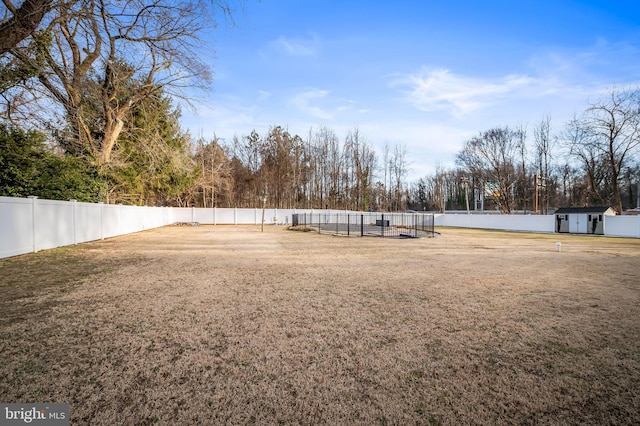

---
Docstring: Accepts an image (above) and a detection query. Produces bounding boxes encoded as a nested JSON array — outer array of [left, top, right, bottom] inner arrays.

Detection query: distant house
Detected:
[[554, 207, 617, 235]]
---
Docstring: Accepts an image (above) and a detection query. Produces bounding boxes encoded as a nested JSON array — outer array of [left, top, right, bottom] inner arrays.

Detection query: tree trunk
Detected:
[[99, 118, 124, 164]]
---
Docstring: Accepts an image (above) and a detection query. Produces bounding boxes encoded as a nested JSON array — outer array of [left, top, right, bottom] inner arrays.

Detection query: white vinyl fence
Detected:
[[171, 207, 299, 225], [0, 196, 173, 258], [603, 215, 640, 238], [434, 213, 640, 238], [435, 213, 556, 233], [1, 196, 639, 259], [0, 196, 311, 259]]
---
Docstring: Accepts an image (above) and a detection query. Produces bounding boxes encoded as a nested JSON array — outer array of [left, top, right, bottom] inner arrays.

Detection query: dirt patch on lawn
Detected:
[[1, 226, 639, 425]]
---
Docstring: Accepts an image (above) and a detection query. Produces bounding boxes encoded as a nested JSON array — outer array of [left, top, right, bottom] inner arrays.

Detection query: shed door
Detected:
[[569, 214, 578, 233], [569, 214, 588, 233]]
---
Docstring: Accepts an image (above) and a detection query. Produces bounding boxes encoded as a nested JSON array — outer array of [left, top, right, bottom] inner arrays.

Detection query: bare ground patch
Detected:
[[1, 226, 639, 425]]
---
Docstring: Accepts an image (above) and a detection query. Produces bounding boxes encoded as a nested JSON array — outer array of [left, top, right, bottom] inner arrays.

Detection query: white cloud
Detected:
[[391, 68, 538, 117], [271, 34, 319, 56], [258, 90, 271, 101], [289, 88, 354, 120]]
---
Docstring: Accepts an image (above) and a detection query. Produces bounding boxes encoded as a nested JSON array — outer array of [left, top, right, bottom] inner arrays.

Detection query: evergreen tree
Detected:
[[0, 124, 103, 201]]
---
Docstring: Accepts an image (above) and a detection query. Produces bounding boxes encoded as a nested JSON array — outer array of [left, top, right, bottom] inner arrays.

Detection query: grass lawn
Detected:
[[1, 226, 639, 424]]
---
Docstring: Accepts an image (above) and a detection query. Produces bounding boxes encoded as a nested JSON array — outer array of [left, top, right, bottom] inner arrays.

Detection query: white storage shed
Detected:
[[554, 206, 617, 235]]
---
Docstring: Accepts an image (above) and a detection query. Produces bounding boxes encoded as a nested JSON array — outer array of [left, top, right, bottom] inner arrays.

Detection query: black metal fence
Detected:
[[292, 212, 435, 238]]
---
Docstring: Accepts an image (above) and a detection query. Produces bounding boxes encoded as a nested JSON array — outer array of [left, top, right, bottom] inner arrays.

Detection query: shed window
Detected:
[[599, 215, 602, 221], [565, 215, 568, 220]]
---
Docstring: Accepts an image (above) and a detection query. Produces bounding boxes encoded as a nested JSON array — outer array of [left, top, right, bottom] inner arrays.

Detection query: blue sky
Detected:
[[180, 0, 640, 180]]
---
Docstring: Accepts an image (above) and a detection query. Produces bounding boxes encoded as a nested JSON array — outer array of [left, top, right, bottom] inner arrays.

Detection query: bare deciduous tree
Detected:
[[533, 115, 556, 213], [389, 143, 408, 211], [572, 88, 640, 213], [456, 126, 524, 213], [5, 0, 236, 166], [344, 127, 376, 211]]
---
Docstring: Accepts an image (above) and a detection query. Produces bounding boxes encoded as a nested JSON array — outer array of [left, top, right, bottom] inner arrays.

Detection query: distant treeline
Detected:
[[2, 88, 639, 213]]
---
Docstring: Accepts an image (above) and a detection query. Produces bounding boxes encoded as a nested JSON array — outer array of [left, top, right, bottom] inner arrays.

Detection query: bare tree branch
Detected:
[[0, 0, 53, 55]]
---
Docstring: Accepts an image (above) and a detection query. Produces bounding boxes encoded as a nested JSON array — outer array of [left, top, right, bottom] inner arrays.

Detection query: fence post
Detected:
[[71, 199, 77, 244], [118, 204, 123, 236], [28, 196, 38, 253], [99, 202, 104, 240], [381, 214, 384, 237], [361, 214, 364, 237]]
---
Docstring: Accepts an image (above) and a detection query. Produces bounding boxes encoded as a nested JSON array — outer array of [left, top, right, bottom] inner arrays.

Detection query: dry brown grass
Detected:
[[1, 226, 639, 425]]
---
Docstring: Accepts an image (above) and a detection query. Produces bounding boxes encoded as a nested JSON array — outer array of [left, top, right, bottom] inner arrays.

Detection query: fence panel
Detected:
[[191, 208, 213, 224], [101, 204, 122, 239], [171, 207, 196, 223], [212, 208, 234, 224], [605, 216, 640, 237], [119, 205, 142, 234], [0, 197, 34, 258], [143, 207, 168, 230], [75, 201, 103, 243], [34, 199, 74, 251], [275, 209, 296, 225], [236, 208, 258, 225]]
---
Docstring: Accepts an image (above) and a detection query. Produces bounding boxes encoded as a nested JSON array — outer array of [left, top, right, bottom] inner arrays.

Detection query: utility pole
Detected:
[[534, 173, 547, 214], [261, 193, 268, 232], [461, 176, 470, 214]]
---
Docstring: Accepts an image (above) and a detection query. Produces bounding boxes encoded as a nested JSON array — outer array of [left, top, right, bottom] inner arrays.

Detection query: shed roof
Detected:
[[554, 206, 615, 214]]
